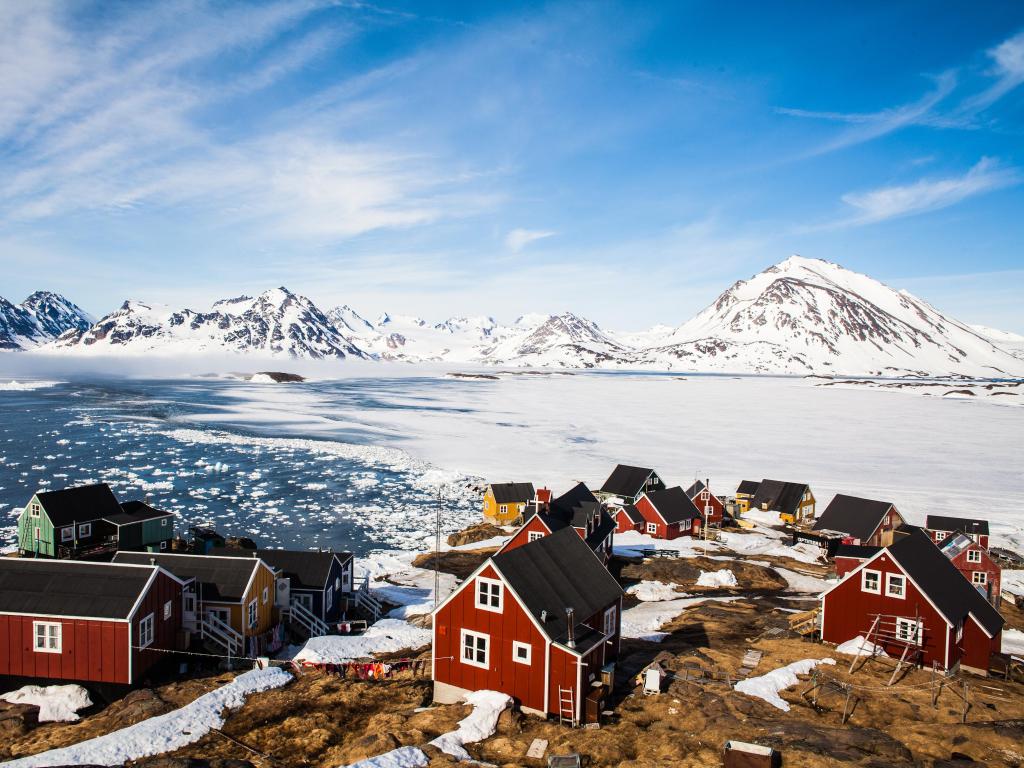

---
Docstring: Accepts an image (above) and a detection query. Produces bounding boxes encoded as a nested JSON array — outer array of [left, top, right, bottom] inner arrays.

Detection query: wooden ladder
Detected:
[[558, 686, 576, 728]]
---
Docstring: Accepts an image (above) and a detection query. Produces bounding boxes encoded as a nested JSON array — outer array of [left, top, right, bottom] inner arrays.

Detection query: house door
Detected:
[[183, 593, 197, 629], [207, 607, 230, 626], [341, 567, 352, 592], [294, 593, 314, 612]]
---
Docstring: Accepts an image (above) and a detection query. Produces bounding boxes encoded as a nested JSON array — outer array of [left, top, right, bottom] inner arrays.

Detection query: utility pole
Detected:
[[434, 484, 443, 608]]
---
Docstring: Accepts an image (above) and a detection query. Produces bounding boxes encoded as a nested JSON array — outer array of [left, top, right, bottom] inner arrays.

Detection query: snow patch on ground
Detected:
[[3, 667, 291, 767], [626, 580, 686, 601], [0, 685, 91, 722], [292, 619, 431, 663], [734, 658, 836, 711], [696, 569, 737, 588], [774, 567, 834, 594], [343, 746, 429, 768], [835, 636, 890, 658], [620, 596, 741, 642]]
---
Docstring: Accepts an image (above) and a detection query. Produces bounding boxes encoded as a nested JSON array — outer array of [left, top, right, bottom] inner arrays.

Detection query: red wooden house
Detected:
[[685, 480, 724, 527], [833, 544, 881, 578], [940, 533, 1001, 608], [0, 559, 184, 686], [432, 528, 624, 724], [634, 486, 703, 540], [613, 504, 644, 534], [813, 494, 904, 547], [926, 516, 990, 550], [499, 483, 615, 565], [821, 529, 1003, 675], [597, 465, 665, 504]]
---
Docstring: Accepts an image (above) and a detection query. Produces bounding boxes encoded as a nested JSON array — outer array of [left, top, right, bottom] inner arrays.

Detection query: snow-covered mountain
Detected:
[[0, 292, 93, 350], [50, 287, 365, 359], [634, 256, 1023, 377], [17, 257, 1024, 376]]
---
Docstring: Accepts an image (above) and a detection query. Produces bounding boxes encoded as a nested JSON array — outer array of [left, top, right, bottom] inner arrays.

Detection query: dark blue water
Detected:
[[0, 377, 479, 554]]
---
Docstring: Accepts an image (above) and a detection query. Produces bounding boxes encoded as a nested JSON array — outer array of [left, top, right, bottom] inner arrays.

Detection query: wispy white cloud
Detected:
[[958, 29, 1024, 116], [505, 228, 555, 252], [830, 158, 1020, 228], [0, 1, 493, 241]]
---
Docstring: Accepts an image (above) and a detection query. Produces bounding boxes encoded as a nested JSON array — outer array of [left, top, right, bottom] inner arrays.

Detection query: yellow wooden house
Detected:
[[482, 482, 536, 524], [740, 479, 816, 524]]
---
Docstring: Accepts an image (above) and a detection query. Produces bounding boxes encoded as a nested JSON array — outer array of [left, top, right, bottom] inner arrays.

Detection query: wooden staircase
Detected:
[[287, 599, 331, 638], [200, 612, 243, 656], [354, 575, 383, 621]]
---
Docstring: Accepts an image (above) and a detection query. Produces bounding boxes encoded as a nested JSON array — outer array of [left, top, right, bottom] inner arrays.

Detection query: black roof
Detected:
[[489, 482, 535, 504], [885, 532, 1003, 637], [926, 515, 989, 537], [218, 548, 350, 591], [599, 465, 655, 498], [643, 486, 701, 525], [618, 504, 645, 525], [813, 494, 894, 540], [749, 479, 809, 515], [35, 483, 123, 526], [737, 480, 760, 495], [684, 480, 709, 500], [0, 559, 157, 619], [113, 552, 261, 603], [835, 543, 882, 559], [551, 482, 598, 516], [492, 528, 623, 648], [104, 500, 175, 526]]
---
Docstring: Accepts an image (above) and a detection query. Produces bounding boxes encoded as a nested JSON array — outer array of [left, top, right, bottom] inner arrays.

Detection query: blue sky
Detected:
[[2, 1, 1023, 331]]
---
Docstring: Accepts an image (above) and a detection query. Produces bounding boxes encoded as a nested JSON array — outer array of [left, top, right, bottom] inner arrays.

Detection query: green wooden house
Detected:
[[17, 483, 175, 559]]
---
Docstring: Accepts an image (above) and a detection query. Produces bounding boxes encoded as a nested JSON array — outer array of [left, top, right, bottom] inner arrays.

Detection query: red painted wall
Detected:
[[130, 570, 183, 683], [946, 546, 1001, 607], [433, 564, 548, 712], [613, 508, 639, 534], [960, 617, 1000, 672], [0, 615, 130, 684], [634, 497, 683, 540], [693, 489, 724, 526], [501, 517, 551, 554], [834, 556, 868, 578], [822, 553, 951, 668]]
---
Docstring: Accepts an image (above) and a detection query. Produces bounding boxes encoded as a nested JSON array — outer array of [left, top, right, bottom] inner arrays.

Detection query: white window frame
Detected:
[[885, 573, 906, 599], [33, 621, 62, 653], [139, 613, 154, 648], [861, 569, 881, 594], [972, 571, 987, 585], [247, 599, 258, 628], [78, 522, 91, 538], [325, 585, 333, 609], [527, 531, 544, 543], [499, 504, 508, 515], [163, 600, 173, 620], [262, 586, 270, 605], [475, 577, 503, 613], [159, 540, 167, 550], [512, 640, 532, 665], [30, 503, 41, 518], [966, 549, 981, 563], [895, 617, 922, 645], [678, 522, 686, 531], [603, 605, 617, 638], [934, 531, 947, 542], [161, 517, 168, 527], [646, 522, 658, 535], [61, 526, 73, 542], [460, 629, 489, 669]]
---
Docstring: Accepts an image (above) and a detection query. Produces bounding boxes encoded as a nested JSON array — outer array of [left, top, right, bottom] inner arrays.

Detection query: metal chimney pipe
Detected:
[[566, 607, 576, 649]]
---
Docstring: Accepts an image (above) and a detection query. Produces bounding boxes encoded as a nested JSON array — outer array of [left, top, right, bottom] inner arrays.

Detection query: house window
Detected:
[[861, 569, 881, 594], [262, 586, 269, 605], [61, 526, 73, 542], [967, 550, 981, 563], [335, 577, 341, 591], [325, 586, 333, 608], [30, 503, 40, 517], [528, 531, 544, 543], [139, 614, 154, 648], [972, 571, 987, 585], [934, 531, 947, 542], [248, 599, 258, 628], [701, 491, 709, 501], [603, 606, 617, 638], [159, 540, 167, 550], [163, 600, 173, 620], [646, 522, 657, 534], [476, 577, 503, 612], [895, 617, 922, 645], [885, 574, 906, 599], [512, 641, 532, 665], [461, 629, 489, 669], [499, 504, 508, 515], [33, 621, 61, 653], [78, 522, 91, 538], [678, 522, 686, 531]]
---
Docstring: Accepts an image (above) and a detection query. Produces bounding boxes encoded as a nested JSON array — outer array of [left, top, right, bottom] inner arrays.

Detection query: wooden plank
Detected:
[[526, 739, 548, 759]]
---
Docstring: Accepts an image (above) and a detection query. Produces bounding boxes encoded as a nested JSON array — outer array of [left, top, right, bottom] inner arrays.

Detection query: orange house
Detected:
[[483, 483, 536, 524]]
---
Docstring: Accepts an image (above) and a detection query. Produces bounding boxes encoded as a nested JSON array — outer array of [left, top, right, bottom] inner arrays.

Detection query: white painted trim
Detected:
[[31, 620, 62, 653], [460, 628, 490, 669], [240, 561, 264, 608], [968, 612, 996, 639], [431, 560, 493, 616], [126, 567, 161, 625], [138, 613, 155, 649], [512, 640, 532, 665], [2, 610, 128, 622], [474, 576, 504, 613], [861, 569, 882, 594], [885, 573, 906, 600]]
